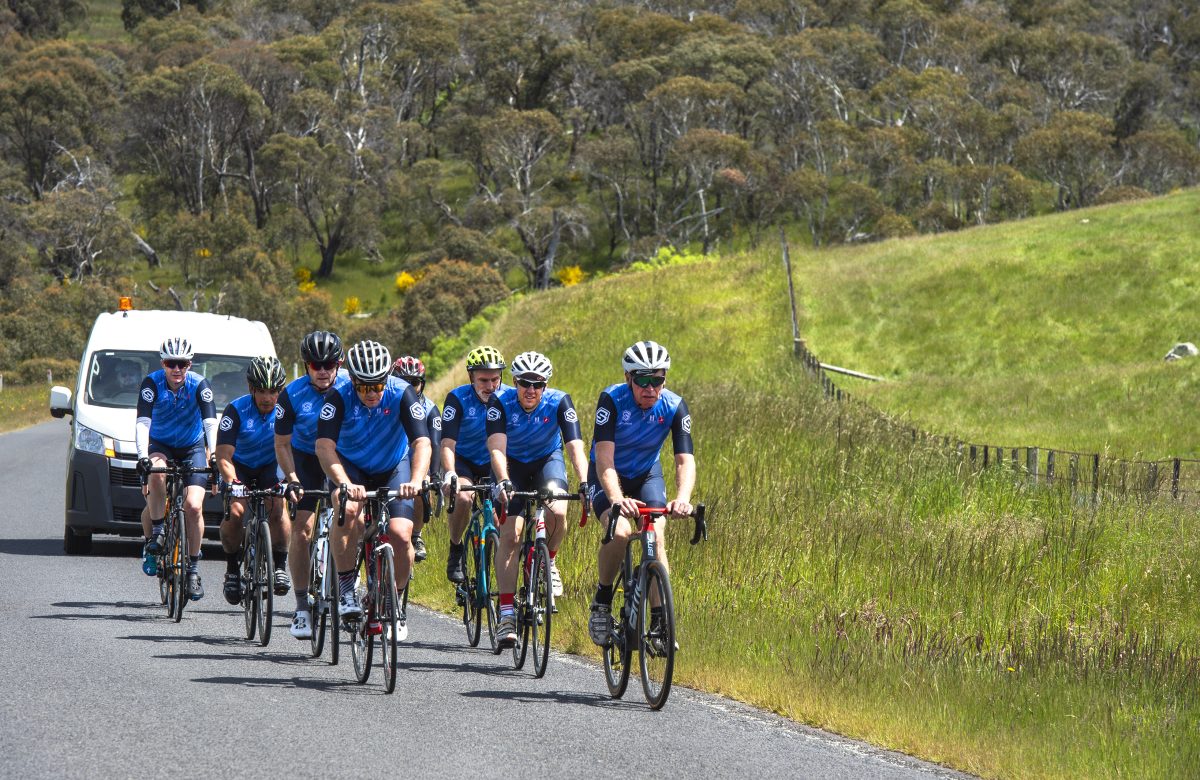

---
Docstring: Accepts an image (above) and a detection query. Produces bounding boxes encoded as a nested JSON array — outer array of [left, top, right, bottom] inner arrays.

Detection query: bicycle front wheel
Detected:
[[638, 560, 676, 710], [308, 537, 326, 658], [463, 529, 482, 647], [241, 540, 256, 641], [603, 562, 632, 698], [328, 566, 340, 666], [512, 542, 531, 670], [351, 578, 372, 684], [378, 547, 399, 694], [255, 520, 274, 647], [529, 542, 553, 679], [484, 529, 500, 651], [170, 509, 187, 623]]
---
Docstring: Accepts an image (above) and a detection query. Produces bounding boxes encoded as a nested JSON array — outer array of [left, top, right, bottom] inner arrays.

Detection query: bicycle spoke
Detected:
[[638, 560, 676, 710]]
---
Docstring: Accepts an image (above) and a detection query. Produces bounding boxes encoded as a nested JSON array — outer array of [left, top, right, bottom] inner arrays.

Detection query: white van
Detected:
[[50, 306, 277, 553]]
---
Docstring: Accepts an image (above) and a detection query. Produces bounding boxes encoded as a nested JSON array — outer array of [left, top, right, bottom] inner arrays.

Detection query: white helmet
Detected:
[[621, 340, 670, 373], [160, 336, 194, 361], [510, 351, 553, 381], [345, 340, 392, 383]]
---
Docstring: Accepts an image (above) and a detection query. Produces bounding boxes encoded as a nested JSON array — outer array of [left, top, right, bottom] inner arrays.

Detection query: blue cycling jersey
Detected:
[[589, 382, 693, 477], [485, 387, 582, 463], [317, 375, 429, 474], [274, 371, 351, 455], [441, 383, 512, 465], [419, 395, 443, 461], [136, 370, 216, 449], [217, 394, 278, 470]]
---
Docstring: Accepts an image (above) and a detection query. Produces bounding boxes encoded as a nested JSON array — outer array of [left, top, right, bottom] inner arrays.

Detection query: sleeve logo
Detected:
[[682, 414, 692, 434], [595, 408, 610, 426], [486, 407, 501, 422], [274, 405, 284, 420], [432, 416, 442, 431], [443, 406, 456, 422], [409, 402, 426, 420], [319, 404, 336, 421], [141, 387, 155, 403], [564, 408, 578, 424], [200, 388, 213, 403], [219, 416, 234, 431]]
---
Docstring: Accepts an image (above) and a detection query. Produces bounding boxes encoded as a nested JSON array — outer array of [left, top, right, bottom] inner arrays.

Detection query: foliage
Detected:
[[393, 270, 416, 293], [342, 296, 361, 316], [554, 265, 585, 286], [628, 245, 710, 272], [11, 356, 76, 384]]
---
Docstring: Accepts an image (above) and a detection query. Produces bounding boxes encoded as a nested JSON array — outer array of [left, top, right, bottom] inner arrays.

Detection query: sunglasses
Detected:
[[354, 382, 385, 395], [163, 360, 191, 370], [632, 374, 665, 388], [308, 360, 338, 371], [516, 378, 547, 389]]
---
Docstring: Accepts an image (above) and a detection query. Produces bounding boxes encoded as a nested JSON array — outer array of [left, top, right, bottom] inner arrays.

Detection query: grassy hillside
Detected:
[[411, 247, 1199, 779], [793, 189, 1200, 458]]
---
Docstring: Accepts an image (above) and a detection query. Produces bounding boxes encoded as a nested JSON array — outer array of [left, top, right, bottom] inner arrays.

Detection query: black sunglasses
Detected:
[[308, 360, 338, 371], [163, 359, 191, 370], [516, 378, 547, 389], [632, 374, 665, 388]]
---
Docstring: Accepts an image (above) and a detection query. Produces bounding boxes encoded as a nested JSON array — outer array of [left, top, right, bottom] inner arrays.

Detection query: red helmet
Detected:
[[392, 355, 425, 380]]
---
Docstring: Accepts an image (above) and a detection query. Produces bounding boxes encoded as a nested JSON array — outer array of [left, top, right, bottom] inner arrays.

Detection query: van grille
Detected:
[[110, 465, 141, 488]]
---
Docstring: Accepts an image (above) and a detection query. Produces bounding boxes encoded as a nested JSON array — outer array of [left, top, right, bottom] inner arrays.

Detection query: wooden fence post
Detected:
[[983, 446, 990, 468], [1173, 459, 1181, 499], [1070, 453, 1079, 498], [1027, 447, 1039, 483], [1011, 448, 1019, 472], [1092, 454, 1101, 502], [1046, 450, 1056, 483], [1147, 462, 1159, 496]]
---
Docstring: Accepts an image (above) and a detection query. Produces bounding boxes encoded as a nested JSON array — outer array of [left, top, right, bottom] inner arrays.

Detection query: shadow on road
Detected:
[[460, 688, 640, 709], [155, 650, 313, 666], [32, 599, 167, 623], [0, 537, 64, 557], [400, 657, 524, 677], [190, 675, 366, 693]]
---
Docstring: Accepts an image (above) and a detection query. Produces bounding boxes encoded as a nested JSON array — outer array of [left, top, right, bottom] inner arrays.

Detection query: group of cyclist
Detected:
[[134, 330, 695, 653]]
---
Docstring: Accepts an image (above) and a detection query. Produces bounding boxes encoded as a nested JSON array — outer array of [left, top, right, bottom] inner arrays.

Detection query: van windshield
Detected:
[[86, 351, 261, 410]]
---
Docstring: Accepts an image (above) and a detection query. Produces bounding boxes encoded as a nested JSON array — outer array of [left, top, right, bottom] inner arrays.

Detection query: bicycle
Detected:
[[500, 487, 588, 677], [600, 503, 707, 710], [298, 489, 337, 664], [145, 461, 211, 623], [224, 482, 286, 647], [336, 485, 412, 694], [446, 475, 500, 651]]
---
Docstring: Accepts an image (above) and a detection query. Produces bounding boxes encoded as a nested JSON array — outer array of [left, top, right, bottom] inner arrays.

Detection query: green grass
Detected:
[[791, 188, 1200, 459], [0, 384, 55, 433], [409, 247, 1200, 778]]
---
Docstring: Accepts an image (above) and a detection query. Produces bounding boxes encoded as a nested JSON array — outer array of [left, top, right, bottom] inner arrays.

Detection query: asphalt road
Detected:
[[0, 421, 969, 779]]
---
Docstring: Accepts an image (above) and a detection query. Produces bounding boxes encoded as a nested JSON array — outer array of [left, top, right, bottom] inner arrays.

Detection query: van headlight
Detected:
[[74, 424, 105, 455]]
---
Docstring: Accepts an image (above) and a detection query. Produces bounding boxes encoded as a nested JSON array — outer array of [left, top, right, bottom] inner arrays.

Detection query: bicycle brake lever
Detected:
[[690, 503, 707, 545]]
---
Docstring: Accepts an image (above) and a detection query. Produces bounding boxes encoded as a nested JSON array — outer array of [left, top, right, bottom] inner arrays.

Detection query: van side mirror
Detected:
[[50, 386, 73, 418]]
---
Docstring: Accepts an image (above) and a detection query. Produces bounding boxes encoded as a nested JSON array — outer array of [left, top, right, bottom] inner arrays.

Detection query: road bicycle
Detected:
[[500, 486, 587, 678], [224, 482, 286, 647], [299, 489, 337, 664], [145, 461, 211, 623], [600, 502, 707, 710], [336, 486, 412, 694], [446, 475, 500, 651]]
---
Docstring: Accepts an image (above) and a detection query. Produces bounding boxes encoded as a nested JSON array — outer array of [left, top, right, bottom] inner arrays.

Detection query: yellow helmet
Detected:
[[465, 345, 505, 371]]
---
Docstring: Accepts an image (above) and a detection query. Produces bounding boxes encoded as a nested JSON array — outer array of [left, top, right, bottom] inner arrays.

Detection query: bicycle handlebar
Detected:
[[601, 503, 707, 546], [503, 487, 589, 527], [334, 481, 433, 526]]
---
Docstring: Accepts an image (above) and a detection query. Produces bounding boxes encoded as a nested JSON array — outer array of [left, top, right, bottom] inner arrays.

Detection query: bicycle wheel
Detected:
[[463, 527, 482, 647], [484, 528, 500, 651], [378, 547, 399, 694], [603, 563, 632, 698], [162, 521, 176, 618], [328, 566, 340, 666], [530, 542, 553, 679], [638, 560, 676, 710], [350, 575, 372, 684], [241, 537, 256, 641], [170, 509, 187, 623], [511, 542, 531, 670], [255, 520, 274, 647], [308, 537, 326, 658]]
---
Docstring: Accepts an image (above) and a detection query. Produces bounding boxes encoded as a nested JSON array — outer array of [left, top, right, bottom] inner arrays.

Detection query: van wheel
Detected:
[[64, 526, 92, 555]]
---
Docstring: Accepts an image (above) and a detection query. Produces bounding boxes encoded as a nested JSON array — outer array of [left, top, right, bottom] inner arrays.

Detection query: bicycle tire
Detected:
[[161, 515, 175, 618], [603, 562, 632, 698], [463, 525, 482, 647], [379, 547, 399, 694], [255, 519, 274, 647], [351, 575, 372, 684], [638, 560, 676, 710], [308, 536, 326, 658], [512, 541, 531, 670], [530, 541, 552, 679], [170, 508, 187, 623], [328, 565, 340, 666], [484, 528, 500, 651], [242, 531, 256, 641]]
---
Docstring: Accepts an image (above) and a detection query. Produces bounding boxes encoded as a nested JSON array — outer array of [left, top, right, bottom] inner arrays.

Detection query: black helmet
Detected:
[[246, 356, 286, 390], [300, 331, 343, 363]]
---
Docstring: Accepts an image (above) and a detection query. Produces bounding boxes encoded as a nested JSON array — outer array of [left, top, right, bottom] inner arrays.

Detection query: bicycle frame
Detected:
[[225, 483, 285, 645], [146, 461, 210, 622]]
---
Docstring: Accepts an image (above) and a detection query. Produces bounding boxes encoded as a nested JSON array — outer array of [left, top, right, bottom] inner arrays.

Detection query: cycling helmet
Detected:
[[345, 340, 392, 383], [392, 355, 425, 380], [465, 345, 505, 371], [622, 340, 670, 373], [300, 330, 343, 363], [246, 356, 286, 390], [510, 351, 553, 381], [160, 336, 194, 361]]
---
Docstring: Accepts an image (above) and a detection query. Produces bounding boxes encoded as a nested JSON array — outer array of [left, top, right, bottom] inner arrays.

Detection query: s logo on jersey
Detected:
[[219, 416, 234, 432], [486, 407, 501, 422], [564, 408, 578, 424], [443, 407, 456, 422], [432, 416, 442, 431], [274, 405, 284, 420], [681, 414, 692, 434], [319, 404, 336, 421], [595, 408, 610, 426], [200, 388, 214, 403], [141, 387, 155, 403], [409, 402, 426, 421]]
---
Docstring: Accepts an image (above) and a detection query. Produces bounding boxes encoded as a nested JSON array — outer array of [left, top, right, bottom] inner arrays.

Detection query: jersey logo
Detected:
[[409, 402, 426, 420], [486, 407, 501, 422], [274, 405, 284, 420], [564, 408, 578, 424], [595, 408, 610, 425], [246, 419, 255, 430], [682, 414, 692, 434], [200, 388, 214, 403], [443, 406, 456, 422], [141, 387, 155, 403], [301, 402, 313, 413], [621, 410, 632, 423], [219, 416, 234, 431], [319, 404, 336, 421], [432, 416, 442, 431], [468, 407, 477, 417]]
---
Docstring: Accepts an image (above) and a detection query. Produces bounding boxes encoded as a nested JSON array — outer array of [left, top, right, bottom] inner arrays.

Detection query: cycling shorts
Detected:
[[586, 459, 666, 519], [342, 458, 414, 522], [233, 459, 282, 490], [453, 455, 493, 483], [148, 438, 208, 489], [506, 451, 568, 518], [292, 449, 327, 513]]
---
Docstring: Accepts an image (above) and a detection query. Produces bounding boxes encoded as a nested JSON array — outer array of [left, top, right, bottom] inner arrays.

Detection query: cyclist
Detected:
[[275, 330, 350, 640], [438, 346, 511, 585], [316, 340, 432, 625], [214, 356, 291, 607], [486, 351, 588, 647], [135, 336, 218, 601], [586, 340, 695, 647], [392, 355, 441, 565]]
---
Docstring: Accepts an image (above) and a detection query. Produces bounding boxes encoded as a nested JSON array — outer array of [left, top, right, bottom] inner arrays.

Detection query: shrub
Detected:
[[12, 357, 78, 385]]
